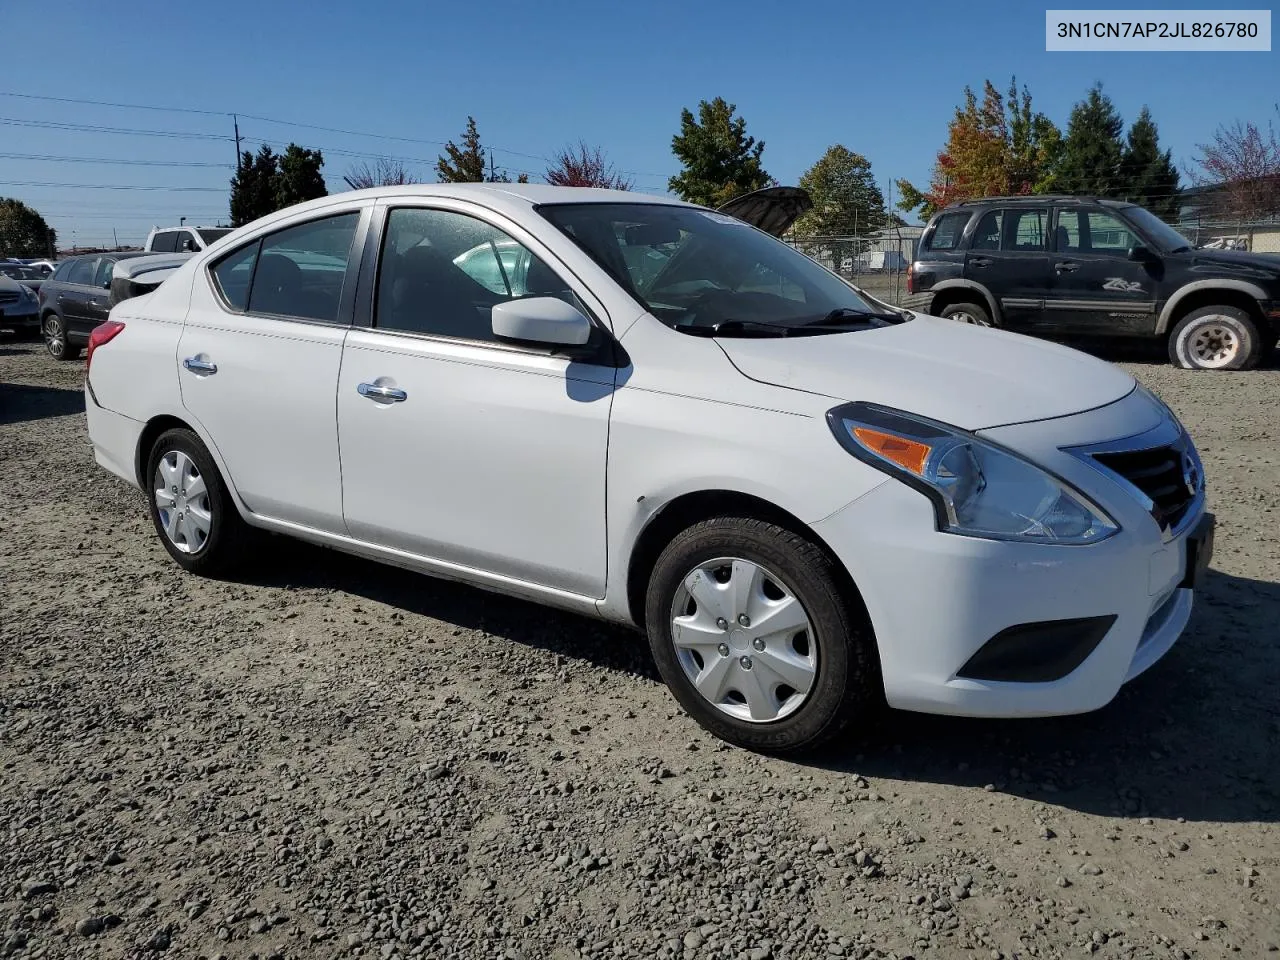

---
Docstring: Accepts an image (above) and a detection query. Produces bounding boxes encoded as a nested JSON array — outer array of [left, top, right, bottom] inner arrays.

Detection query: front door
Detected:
[[964, 207, 1052, 329], [1044, 207, 1158, 334], [57, 257, 102, 338], [177, 208, 367, 534], [337, 202, 615, 597]]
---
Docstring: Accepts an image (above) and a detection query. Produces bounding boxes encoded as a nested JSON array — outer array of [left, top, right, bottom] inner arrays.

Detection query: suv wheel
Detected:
[[1169, 305, 1264, 371], [644, 517, 881, 754], [939, 301, 993, 327], [43, 314, 80, 361], [145, 428, 253, 576]]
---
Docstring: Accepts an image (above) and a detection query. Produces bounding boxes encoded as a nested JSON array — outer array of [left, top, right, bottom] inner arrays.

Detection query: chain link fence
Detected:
[[785, 228, 921, 306]]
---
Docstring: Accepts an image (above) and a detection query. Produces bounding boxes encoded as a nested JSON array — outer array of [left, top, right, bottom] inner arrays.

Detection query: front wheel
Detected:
[[1168, 305, 1264, 370], [939, 301, 993, 327], [644, 517, 881, 754], [145, 428, 252, 576]]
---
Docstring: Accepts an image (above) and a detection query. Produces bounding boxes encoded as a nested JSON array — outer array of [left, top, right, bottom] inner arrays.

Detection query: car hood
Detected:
[[0, 276, 22, 294], [716, 187, 812, 237], [715, 314, 1136, 430], [1185, 248, 1280, 273]]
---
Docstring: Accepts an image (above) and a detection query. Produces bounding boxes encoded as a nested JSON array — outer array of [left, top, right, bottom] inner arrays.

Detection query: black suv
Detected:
[[907, 196, 1280, 370], [36, 251, 153, 360]]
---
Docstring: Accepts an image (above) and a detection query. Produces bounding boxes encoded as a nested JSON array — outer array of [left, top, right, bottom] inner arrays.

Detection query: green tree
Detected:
[[0, 198, 56, 256], [794, 146, 886, 268], [275, 144, 328, 209], [436, 117, 487, 183], [229, 145, 279, 227], [669, 97, 770, 207], [1005, 78, 1063, 194], [1120, 107, 1180, 218], [1058, 83, 1125, 197]]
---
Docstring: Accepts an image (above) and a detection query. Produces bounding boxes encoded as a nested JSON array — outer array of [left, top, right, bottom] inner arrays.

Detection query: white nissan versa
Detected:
[[83, 184, 1213, 754]]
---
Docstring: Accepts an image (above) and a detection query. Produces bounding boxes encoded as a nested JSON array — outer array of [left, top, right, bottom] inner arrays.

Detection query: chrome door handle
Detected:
[[357, 382, 407, 403], [183, 356, 218, 375], [969, 257, 992, 267], [1054, 261, 1080, 272]]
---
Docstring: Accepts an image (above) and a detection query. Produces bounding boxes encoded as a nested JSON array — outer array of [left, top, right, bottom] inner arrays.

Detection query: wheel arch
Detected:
[[927, 280, 1002, 325], [1156, 280, 1269, 335], [624, 489, 872, 633], [134, 413, 249, 519]]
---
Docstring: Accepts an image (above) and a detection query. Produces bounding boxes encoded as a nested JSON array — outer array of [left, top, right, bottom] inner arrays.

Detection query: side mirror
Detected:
[[1127, 244, 1153, 262], [492, 296, 592, 347], [102, 280, 111, 289]]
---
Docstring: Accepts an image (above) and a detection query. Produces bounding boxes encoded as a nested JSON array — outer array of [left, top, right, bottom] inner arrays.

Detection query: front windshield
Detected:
[[0, 264, 42, 282], [1122, 206, 1192, 252], [538, 203, 893, 333]]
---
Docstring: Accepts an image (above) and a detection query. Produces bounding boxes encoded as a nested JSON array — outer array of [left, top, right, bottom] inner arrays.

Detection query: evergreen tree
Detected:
[[1058, 84, 1125, 197], [229, 146, 279, 227], [274, 145, 328, 209], [436, 117, 487, 183], [669, 97, 770, 207], [1121, 107, 1180, 218]]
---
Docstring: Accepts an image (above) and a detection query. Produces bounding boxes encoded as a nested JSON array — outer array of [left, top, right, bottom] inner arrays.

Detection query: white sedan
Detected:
[[83, 184, 1213, 754]]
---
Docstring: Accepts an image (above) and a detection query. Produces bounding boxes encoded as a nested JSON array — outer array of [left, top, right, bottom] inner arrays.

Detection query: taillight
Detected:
[[85, 320, 125, 375], [906, 263, 914, 295]]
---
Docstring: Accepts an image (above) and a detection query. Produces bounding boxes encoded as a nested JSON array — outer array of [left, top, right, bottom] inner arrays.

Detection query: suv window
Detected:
[[925, 212, 970, 252], [178, 231, 202, 253], [1055, 210, 1141, 255], [92, 257, 116, 288], [971, 211, 1002, 250], [1005, 209, 1047, 251], [66, 258, 96, 285], [150, 231, 179, 253], [376, 207, 575, 342]]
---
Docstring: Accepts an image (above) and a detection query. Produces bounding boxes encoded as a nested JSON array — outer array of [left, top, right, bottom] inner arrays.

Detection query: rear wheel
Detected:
[[43, 314, 79, 361], [645, 517, 880, 754], [1168, 305, 1264, 370], [145, 428, 252, 576], [939, 301, 993, 327]]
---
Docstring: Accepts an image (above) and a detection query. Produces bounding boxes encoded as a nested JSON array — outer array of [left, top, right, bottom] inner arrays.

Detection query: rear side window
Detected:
[[150, 231, 179, 253], [66, 258, 96, 285], [92, 257, 116, 288], [211, 212, 359, 322], [1005, 209, 1047, 251], [971, 211, 1002, 250], [924, 212, 970, 252]]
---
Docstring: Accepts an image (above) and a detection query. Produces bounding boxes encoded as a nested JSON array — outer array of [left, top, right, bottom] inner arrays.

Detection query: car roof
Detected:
[[331, 182, 685, 208], [940, 195, 1136, 214]]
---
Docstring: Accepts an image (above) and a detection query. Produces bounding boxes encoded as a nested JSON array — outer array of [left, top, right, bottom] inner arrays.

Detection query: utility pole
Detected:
[[233, 114, 243, 171], [112, 227, 118, 250], [488, 149, 496, 183]]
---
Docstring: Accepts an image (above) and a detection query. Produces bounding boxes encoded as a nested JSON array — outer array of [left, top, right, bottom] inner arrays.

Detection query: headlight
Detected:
[[827, 402, 1118, 544], [19, 284, 36, 301]]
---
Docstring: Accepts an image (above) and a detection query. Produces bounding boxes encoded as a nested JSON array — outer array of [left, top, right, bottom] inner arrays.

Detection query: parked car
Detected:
[[0, 270, 40, 337], [18, 259, 58, 276], [144, 225, 235, 254], [906, 195, 1280, 370], [84, 184, 1212, 754], [0, 261, 49, 295], [37, 251, 155, 359]]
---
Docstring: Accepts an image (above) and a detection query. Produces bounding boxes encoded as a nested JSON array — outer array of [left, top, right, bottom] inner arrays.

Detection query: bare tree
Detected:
[[545, 141, 634, 190], [1191, 115, 1280, 221], [343, 157, 420, 190]]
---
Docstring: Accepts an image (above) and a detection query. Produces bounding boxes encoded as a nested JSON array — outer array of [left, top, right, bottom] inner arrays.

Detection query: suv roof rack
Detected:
[[950, 195, 1132, 207]]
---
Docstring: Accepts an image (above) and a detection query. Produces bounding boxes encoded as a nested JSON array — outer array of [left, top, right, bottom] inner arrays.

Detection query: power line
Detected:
[[0, 179, 225, 192], [0, 115, 228, 141], [0, 151, 232, 168]]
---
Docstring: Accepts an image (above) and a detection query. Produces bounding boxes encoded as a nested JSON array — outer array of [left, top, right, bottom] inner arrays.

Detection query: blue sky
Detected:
[[3, 0, 1275, 247]]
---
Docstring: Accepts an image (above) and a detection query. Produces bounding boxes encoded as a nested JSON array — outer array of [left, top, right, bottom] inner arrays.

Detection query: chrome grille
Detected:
[[1092, 437, 1198, 531], [0, 292, 19, 305]]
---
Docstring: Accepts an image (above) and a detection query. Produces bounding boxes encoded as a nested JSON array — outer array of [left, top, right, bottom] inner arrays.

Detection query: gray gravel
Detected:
[[2, 339, 1278, 959]]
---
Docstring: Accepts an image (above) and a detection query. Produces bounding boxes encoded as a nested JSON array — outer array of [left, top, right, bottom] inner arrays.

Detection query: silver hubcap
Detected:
[[1188, 322, 1238, 368], [153, 451, 212, 554], [669, 558, 817, 723], [952, 310, 990, 327], [45, 318, 63, 355]]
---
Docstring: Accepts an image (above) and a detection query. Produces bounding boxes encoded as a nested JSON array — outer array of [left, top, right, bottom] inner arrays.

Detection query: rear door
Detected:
[[1044, 207, 1157, 334], [85, 256, 117, 325], [177, 206, 369, 534], [58, 257, 102, 338], [965, 207, 1052, 329]]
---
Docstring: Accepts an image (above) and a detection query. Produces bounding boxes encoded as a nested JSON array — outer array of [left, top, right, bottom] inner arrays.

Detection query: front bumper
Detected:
[[1, 305, 39, 330], [812, 389, 1208, 718]]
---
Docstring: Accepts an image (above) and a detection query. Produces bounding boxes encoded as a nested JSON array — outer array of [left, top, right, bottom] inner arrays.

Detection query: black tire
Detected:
[[43, 313, 80, 361], [644, 517, 881, 754], [939, 300, 994, 327], [1168, 305, 1264, 371], [144, 428, 252, 577]]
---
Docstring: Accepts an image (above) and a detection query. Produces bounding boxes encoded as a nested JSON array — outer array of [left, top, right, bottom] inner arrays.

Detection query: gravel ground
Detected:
[[2, 338, 1278, 960]]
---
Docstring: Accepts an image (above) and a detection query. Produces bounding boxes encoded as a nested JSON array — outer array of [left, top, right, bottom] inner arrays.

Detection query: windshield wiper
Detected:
[[683, 318, 796, 337], [803, 307, 905, 328]]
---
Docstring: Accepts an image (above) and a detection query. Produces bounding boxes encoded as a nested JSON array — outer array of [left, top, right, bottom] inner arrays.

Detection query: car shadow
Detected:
[[243, 537, 658, 681], [1051, 335, 1280, 369], [0, 382, 85, 426], [246, 535, 1278, 823], [806, 568, 1280, 825]]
